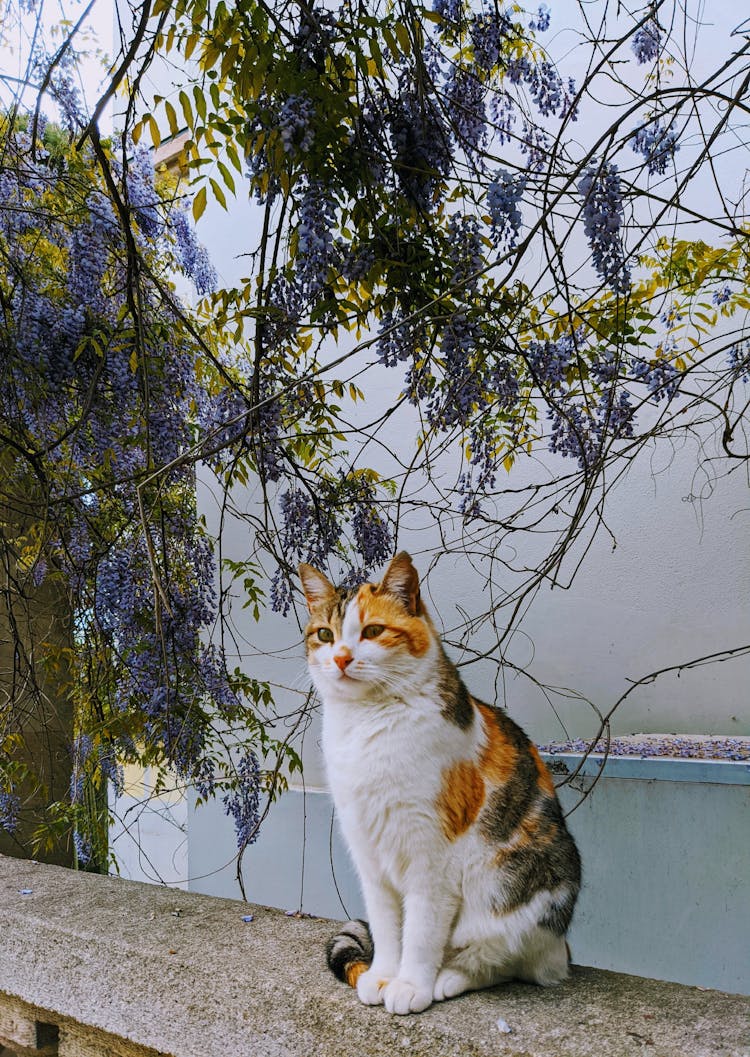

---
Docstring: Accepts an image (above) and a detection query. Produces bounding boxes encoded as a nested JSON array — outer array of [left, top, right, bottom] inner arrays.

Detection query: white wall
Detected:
[[107, 2, 750, 900]]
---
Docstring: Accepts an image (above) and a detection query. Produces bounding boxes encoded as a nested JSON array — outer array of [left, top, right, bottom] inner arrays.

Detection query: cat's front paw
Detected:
[[356, 967, 390, 1006], [382, 977, 434, 1015]]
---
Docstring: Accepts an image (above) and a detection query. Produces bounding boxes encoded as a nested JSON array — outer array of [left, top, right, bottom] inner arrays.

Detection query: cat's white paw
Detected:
[[433, 967, 471, 1002], [382, 978, 434, 1015], [356, 968, 390, 1006]]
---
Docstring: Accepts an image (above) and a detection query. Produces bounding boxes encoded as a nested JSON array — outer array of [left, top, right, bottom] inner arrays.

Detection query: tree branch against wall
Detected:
[[0, 0, 748, 872]]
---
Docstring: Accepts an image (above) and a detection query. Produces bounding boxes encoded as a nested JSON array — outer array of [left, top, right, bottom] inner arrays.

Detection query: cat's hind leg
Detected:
[[432, 926, 569, 1001], [516, 927, 570, 986], [432, 941, 514, 1002]]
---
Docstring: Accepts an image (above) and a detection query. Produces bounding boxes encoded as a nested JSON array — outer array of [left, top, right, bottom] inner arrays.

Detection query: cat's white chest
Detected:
[[323, 690, 444, 779], [321, 693, 464, 883]]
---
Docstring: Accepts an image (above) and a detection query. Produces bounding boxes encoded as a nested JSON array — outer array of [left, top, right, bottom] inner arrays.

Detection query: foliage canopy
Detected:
[[1, 0, 749, 873]]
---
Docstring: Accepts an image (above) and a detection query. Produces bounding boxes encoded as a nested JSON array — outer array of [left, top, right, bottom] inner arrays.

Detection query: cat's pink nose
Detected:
[[334, 652, 353, 672]]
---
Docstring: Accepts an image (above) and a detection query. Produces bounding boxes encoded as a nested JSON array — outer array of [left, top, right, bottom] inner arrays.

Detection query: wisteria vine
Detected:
[[2, 0, 749, 873]]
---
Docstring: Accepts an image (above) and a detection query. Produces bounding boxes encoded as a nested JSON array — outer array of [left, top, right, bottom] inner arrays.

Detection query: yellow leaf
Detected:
[[193, 84, 207, 121], [382, 26, 400, 60], [165, 99, 178, 136], [148, 115, 161, 148], [369, 37, 383, 74], [226, 142, 242, 173], [193, 185, 207, 221], [394, 22, 411, 55], [210, 177, 227, 209], [179, 90, 194, 129]]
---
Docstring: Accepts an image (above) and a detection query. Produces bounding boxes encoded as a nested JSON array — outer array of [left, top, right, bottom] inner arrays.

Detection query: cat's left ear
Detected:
[[298, 563, 336, 611], [377, 551, 421, 616]]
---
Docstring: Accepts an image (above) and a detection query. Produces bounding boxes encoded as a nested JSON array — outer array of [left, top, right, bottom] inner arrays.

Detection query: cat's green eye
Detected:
[[317, 627, 334, 643], [361, 624, 385, 640]]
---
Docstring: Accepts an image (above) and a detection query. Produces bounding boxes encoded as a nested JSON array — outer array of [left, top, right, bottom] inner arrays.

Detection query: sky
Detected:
[[0, 0, 115, 129]]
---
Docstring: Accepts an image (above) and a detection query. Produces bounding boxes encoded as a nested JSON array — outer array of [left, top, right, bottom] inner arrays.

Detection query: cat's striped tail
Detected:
[[325, 919, 373, 988]]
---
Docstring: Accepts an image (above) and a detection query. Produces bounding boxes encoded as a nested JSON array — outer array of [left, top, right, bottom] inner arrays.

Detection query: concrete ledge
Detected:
[[0, 855, 748, 1057]]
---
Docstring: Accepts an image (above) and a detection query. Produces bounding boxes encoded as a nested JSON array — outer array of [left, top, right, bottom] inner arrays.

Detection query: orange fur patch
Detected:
[[513, 813, 540, 849], [531, 744, 556, 796], [344, 961, 369, 988], [356, 586, 431, 656], [477, 704, 518, 785], [437, 760, 486, 840]]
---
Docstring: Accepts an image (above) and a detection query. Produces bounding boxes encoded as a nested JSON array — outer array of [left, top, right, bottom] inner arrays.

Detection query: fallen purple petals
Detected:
[[538, 735, 749, 761]]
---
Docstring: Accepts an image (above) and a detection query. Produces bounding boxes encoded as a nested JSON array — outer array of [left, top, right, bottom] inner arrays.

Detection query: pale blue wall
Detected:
[[188, 758, 750, 995]]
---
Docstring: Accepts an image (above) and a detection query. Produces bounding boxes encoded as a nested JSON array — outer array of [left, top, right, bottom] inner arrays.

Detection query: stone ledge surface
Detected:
[[0, 854, 748, 1057]]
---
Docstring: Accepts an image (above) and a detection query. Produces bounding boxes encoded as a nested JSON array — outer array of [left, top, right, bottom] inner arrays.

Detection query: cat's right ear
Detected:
[[298, 563, 336, 611], [377, 551, 421, 616]]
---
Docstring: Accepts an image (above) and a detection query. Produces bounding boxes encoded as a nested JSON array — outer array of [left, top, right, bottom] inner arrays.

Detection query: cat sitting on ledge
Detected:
[[299, 552, 581, 1016]]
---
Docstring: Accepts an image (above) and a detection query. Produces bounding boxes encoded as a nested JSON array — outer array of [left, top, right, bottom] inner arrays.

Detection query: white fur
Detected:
[[309, 597, 569, 1015]]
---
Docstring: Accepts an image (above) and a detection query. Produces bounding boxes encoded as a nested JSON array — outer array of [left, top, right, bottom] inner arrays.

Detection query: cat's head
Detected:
[[299, 552, 436, 701]]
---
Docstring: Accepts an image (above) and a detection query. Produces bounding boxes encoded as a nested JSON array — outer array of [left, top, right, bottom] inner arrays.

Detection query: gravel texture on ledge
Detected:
[[538, 733, 750, 761], [1, 853, 749, 1057]]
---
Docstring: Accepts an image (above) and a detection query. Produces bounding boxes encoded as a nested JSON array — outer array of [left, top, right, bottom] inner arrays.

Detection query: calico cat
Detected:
[[299, 551, 581, 1016]]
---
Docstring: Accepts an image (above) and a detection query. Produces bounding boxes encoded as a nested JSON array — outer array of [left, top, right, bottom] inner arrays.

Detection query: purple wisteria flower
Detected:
[[631, 119, 680, 175], [577, 162, 631, 294], [376, 310, 426, 367], [470, 11, 511, 71], [295, 180, 337, 300], [127, 147, 163, 239], [0, 790, 21, 834], [271, 487, 341, 613], [448, 214, 483, 291], [487, 170, 526, 248], [351, 480, 393, 576], [388, 80, 452, 208], [73, 830, 93, 865], [529, 4, 551, 32], [223, 751, 261, 849], [433, 0, 462, 22], [489, 91, 516, 145], [728, 342, 750, 381], [446, 68, 487, 155], [507, 56, 577, 122], [279, 93, 316, 155], [171, 205, 218, 294], [631, 19, 662, 64], [630, 356, 680, 400]]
